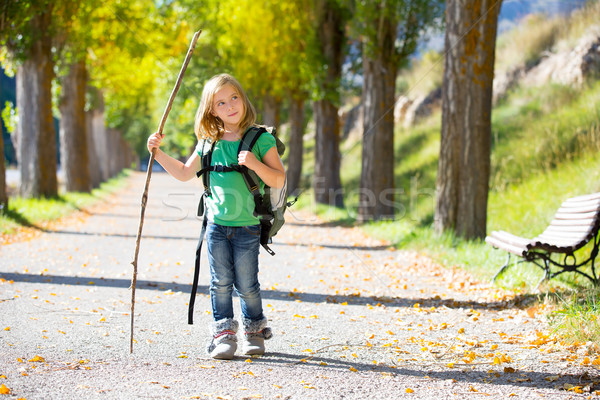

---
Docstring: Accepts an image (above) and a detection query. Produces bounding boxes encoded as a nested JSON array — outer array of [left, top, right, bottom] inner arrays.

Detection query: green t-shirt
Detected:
[[196, 132, 276, 226]]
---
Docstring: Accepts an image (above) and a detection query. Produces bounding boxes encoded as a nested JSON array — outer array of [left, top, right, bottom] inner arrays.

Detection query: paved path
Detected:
[[1, 172, 599, 399]]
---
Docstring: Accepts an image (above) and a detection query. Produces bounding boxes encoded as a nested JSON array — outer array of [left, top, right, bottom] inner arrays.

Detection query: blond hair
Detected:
[[194, 74, 257, 142]]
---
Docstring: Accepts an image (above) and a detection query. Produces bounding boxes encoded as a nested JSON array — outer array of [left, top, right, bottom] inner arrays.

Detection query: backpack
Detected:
[[187, 125, 296, 324]]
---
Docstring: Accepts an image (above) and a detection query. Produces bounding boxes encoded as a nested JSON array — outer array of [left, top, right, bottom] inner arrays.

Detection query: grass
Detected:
[[548, 288, 600, 344], [0, 170, 131, 236]]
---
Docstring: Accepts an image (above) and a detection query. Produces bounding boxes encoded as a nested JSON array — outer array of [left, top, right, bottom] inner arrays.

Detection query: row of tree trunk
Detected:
[[0, 59, 135, 206]]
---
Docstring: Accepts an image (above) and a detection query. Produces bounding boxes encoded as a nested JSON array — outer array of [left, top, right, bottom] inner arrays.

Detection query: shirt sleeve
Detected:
[[254, 132, 277, 160]]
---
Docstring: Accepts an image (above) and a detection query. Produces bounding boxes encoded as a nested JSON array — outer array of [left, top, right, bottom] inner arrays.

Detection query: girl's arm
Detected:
[[238, 147, 285, 188], [147, 132, 200, 182]]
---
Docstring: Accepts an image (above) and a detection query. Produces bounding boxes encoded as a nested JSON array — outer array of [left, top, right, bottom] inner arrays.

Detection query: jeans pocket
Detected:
[[242, 224, 261, 236]]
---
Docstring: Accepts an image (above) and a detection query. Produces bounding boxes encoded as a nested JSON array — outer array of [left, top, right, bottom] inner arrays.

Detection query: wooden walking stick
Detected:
[[130, 30, 202, 354]]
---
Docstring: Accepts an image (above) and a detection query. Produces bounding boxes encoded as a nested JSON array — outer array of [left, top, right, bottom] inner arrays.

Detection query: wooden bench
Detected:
[[485, 192, 600, 286]]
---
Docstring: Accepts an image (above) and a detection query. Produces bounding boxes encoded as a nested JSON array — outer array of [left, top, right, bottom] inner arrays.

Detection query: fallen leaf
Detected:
[[349, 367, 358, 372], [406, 388, 414, 393], [29, 355, 45, 363], [0, 384, 9, 394], [545, 375, 560, 382]]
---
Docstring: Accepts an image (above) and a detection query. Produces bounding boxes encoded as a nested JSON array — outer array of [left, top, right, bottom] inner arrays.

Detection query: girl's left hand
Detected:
[[238, 151, 260, 170]]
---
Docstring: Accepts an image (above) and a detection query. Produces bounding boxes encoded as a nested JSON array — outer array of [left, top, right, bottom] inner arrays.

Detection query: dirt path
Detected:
[[1, 171, 599, 399]]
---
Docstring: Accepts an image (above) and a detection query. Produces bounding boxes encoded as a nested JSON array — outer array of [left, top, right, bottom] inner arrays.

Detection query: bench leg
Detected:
[[534, 258, 551, 291], [492, 253, 512, 282]]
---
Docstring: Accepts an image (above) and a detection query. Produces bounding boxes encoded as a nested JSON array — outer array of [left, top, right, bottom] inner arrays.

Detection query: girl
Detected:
[[147, 74, 285, 359]]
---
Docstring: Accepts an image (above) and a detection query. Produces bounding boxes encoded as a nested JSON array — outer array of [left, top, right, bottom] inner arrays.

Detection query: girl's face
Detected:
[[211, 83, 245, 131]]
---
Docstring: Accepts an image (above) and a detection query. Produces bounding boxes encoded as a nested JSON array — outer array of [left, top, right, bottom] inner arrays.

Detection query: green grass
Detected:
[[0, 171, 131, 236], [548, 288, 600, 344]]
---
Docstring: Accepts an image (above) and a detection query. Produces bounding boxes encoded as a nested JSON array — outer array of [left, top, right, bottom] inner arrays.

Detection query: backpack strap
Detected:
[[188, 214, 207, 325], [238, 127, 272, 218], [196, 140, 216, 217]]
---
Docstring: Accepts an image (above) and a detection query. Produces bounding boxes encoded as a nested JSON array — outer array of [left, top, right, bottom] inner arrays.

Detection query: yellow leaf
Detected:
[[406, 388, 414, 393], [273, 384, 282, 389], [98, 316, 106, 322], [491, 344, 498, 350], [493, 357, 501, 365], [469, 385, 478, 392], [319, 361, 327, 366], [447, 362, 454, 368], [0, 384, 9, 394], [458, 327, 464, 334], [245, 359, 252, 363], [3, 327, 9, 331], [0, 376, 5, 379], [582, 357, 590, 365], [29, 355, 45, 363], [349, 367, 358, 372]]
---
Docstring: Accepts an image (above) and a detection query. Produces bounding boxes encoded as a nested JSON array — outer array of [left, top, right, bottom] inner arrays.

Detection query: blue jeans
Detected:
[[206, 222, 264, 322]]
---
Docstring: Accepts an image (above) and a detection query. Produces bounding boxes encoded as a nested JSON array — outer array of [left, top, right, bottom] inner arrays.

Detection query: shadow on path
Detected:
[[0, 272, 537, 311]]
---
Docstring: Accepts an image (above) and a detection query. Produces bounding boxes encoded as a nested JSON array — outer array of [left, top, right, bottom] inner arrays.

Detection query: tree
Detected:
[[353, 0, 444, 222], [0, 84, 7, 209], [312, 0, 347, 208], [59, 57, 91, 192], [434, 0, 503, 239], [55, 1, 92, 192], [1, 1, 58, 197]]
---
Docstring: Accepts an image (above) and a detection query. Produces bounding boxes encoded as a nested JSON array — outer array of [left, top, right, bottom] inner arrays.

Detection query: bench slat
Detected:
[[554, 211, 599, 220], [542, 226, 592, 236], [563, 192, 600, 203], [549, 218, 596, 228], [557, 204, 600, 214], [488, 230, 532, 247], [485, 236, 528, 256], [535, 233, 586, 246]]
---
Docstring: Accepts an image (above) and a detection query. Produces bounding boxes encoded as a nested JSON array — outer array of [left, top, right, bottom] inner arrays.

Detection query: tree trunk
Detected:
[[287, 95, 305, 196], [313, 100, 343, 207], [358, 18, 398, 222], [313, 0, 344, 208], [16, 12, 57, 198], [59, 58, 91, 192], [262, 94, 280, 130], [85, 108, 102, 188], [434, 0, 502, 239], [0, 85, 7, 209]]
